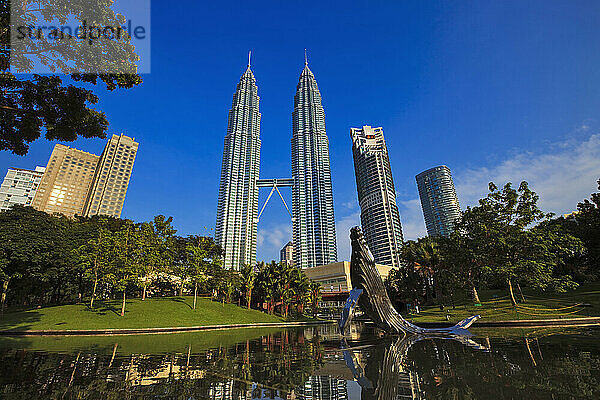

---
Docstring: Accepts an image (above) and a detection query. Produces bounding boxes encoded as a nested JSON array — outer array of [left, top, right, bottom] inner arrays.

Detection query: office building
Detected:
[[280, 241, 294, 265], [215, 60, 261, 270], [83, 134, 139, 218], [415, 165, 461, 237], [291, 58, 337, 269], [351, 125, 404, 268], [303, 261, 394, 312], [0, 166, 46, 212], [32, 144, 100, 218]]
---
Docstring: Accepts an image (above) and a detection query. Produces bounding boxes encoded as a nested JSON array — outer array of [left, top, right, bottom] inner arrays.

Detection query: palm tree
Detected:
[[240, 264, 256, 309], [309, 282, 321, 317], [401, 236, 446, 304]]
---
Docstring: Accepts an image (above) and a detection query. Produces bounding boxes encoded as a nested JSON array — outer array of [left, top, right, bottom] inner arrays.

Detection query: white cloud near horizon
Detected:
[[454, 134, 600, 215]]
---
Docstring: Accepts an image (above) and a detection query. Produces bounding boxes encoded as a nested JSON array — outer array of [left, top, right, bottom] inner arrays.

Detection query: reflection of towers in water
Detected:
[[208, 379, 253, 400], [395, 371, 422, 400], [209, 379, 234, 400], [296, 376, 348, 400]]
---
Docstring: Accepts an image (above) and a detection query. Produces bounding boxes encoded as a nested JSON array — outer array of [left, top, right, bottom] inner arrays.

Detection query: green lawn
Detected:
[[0, 296, 284, 331], [404, 283, 600, 324]]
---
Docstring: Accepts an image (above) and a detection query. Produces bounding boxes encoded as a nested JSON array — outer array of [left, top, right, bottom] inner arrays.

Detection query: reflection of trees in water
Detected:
[[357, 331, 600, 400], [0, 329, 324, 399], [0, 328, 599, 399], [336, 328, 600, 400]]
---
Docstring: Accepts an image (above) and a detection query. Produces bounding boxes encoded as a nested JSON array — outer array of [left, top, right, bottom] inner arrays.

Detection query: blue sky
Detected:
[[3, 0, 600, 261]]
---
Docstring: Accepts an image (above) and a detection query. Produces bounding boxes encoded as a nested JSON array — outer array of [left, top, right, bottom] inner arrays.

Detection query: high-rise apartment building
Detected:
[[0, 166, 46, 212], [215, 61, 262, 271], [351, 126, 403, 268], [416, 165, 461, 237], [291, 60, 337, 269], [83, 134, 139, 218], [280, 241, 294, 265], [32, 144, 100, 218]]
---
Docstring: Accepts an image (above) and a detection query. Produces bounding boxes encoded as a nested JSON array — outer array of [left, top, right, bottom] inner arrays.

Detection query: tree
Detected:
[[0, 206, 66, 309], [107, 221, 142, 316], [170, 236, 192, 296], [186, 236, 208, 310], [137, 222, 158, 301], [240, 265, 256, 309], [278, 262, 298, 318], [1, 0, 142, 155], [442, 232, 483, 303], [574, 179, 600, 275], [401, 237, 445, 305], [458, 181, 580, 305], [256, 262, 277, 314], [76, 219, 112, 308], [308, 281, 321, 317]]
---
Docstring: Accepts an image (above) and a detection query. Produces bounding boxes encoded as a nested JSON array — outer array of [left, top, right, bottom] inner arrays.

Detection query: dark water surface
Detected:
[[0, 323, 599, 399]]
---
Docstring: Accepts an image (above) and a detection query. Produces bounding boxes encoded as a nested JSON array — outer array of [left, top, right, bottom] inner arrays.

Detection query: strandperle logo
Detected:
[[10, 0, 151, 74], [14, 19, 147, 45]]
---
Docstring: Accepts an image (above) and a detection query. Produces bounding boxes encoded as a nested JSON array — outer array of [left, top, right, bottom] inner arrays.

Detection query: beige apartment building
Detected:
[[303, 261, 394, 294], [303, 261, 395, 313], [32, 144, 100, 218], [32, 134, 138, 218], [83, 134, 139, 218]]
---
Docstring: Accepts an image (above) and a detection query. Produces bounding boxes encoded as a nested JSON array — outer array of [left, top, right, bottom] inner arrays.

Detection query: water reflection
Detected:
[[0, 323, 599, 399]]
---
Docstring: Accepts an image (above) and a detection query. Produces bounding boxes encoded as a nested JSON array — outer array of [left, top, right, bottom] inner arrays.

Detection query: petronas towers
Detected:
[[291, 62, 337, 268], [215, 62, 261, 270], [215, 56, 337, 270]]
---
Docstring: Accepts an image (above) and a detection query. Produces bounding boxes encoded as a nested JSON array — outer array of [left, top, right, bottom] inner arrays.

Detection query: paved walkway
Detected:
[[418, 316, 600, 328]]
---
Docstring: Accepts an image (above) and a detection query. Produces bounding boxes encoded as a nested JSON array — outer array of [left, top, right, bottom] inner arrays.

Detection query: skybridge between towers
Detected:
[[256, 178, 295, 223]]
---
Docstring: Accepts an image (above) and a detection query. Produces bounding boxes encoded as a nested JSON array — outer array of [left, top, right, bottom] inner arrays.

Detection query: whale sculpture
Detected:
[[339, 226, 480, 336]]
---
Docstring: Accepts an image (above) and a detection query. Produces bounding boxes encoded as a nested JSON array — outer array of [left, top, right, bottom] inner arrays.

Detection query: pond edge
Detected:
[[0, 320, 336, 337]]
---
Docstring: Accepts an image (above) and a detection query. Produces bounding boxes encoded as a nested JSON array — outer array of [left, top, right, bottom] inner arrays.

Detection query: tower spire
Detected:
[[248, 50, 252, 68], [304, 48, 308, 66]]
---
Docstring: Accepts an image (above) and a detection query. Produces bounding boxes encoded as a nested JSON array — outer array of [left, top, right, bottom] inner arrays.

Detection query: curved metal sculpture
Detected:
[[339, 226, 480, 336], [341, 334, 489, 400]]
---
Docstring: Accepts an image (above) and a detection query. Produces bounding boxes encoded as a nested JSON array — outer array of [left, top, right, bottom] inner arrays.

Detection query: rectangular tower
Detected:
[[83, 134, 139, 218], [215, 63, 261, 271], [351, 126, 403, 268], [291, 62, 337, 269], [32, 144, 100, 218], [0, 166, 46, 212], [416, 165, 461, 237], [280, 241, 294, 265]]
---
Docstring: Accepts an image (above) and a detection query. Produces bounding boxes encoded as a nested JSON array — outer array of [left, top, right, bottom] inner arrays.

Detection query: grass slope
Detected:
[[0, 296, 283, 331], [405, 283, 600, 324]]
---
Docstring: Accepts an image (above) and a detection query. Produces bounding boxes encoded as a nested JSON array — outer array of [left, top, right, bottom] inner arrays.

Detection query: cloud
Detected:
[[454, 134, 600, 214], [257, 224, 292, 262], [341, 200, 359, 210], [398, 199, 427, 241], [392, 133, 600, 242], [335, 211, 361, 261]]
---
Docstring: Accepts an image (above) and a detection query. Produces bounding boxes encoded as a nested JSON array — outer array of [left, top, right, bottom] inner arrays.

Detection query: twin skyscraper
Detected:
[[215, 55, 337, 270]]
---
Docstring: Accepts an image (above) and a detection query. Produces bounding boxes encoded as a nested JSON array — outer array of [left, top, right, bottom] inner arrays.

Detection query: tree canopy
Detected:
[[1, 0, 142, 155]]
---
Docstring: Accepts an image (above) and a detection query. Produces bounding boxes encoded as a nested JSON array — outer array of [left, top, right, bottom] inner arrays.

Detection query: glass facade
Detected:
[[291, 63, 337, 269], [415, 165, 461, 237], [215, 64, 261, 270], [351, 126, 403, 268]]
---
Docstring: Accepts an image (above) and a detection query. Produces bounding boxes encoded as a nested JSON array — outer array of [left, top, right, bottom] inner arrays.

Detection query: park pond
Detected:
[[0, 322, 598, 399]]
